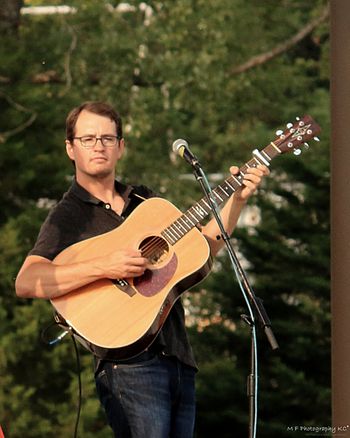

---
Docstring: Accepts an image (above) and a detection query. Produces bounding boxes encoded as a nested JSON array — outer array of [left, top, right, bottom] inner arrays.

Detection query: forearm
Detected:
[[15, 256, 105, 300], [16, 250, 147, 300], [202, 195, 247, 256], [203, 164, 269, 256]]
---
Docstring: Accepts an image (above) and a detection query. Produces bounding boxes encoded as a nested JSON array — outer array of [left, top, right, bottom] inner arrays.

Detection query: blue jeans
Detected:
[[95, 351, 196, 438]]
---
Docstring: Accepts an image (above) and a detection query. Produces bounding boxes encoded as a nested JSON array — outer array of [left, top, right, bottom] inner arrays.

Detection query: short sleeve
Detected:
[[29, 203, 80, 261]]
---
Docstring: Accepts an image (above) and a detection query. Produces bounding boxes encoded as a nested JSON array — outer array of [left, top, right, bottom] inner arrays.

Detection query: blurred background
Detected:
[[0, 0, 329, 436]]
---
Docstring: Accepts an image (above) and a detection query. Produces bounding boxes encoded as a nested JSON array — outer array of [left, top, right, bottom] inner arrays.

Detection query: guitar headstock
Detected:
[[274, 115, 321, 156]]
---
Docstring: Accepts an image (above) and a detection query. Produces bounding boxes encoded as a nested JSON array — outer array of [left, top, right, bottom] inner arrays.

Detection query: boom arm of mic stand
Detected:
[[190, 162, 279, 351]]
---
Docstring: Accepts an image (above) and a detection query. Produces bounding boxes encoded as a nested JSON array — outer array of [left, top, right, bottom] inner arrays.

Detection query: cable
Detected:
[[71, 334, 82, 438], [41, 322, 82, 438]]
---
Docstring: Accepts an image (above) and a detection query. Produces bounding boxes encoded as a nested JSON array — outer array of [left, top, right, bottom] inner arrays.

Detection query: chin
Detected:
[[93, 168, 114, 179]]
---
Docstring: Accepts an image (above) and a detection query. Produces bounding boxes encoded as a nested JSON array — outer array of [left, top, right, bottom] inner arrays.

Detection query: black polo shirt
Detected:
[[29, 179, 197, 370]]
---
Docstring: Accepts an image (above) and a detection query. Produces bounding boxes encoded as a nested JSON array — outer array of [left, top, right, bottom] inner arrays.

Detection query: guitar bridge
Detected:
[[112, 279, 136, 297]]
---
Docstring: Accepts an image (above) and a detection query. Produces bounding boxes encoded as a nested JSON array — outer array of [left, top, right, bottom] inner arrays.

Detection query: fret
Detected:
[[232, 175, 243, 186], [182, 215, 195, 227], [161, 229, 176, 245], [261, 149, 271, 162], [193, 205, 207, 219], [270, 141, 281, 153], [169, 225, 182, 239], [229, 175, 241, 189], [252, 156, 261, 167], [176, 218, 188, 232], [218, 185, 230, 197], [178, 214, 193, 229], [189, 207, 202, 222], [221, 185, 232, 194], [187, 211, 198, 224], [264, 143, 280, 158], [179, 216, 191, 230], [213, 191, 223, 202], [249, 157, 257, 165], [166, 227, 179, 242], [202, 199, 211, 210], [173, 222, 185, 236], [226, 180, 235, 192], [197, 200, 211, 214]]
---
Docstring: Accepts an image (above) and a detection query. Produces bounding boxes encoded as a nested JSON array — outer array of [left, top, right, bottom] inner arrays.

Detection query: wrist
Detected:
[[233, 194, 248, 205], [86, 258, 106, 280]]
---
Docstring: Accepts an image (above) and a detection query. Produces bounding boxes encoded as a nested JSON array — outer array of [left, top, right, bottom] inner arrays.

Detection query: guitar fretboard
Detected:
[[161, 142, 280, 245]]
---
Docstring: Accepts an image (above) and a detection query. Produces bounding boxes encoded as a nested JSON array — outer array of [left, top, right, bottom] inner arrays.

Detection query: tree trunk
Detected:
[[0, 0, 23, 34]]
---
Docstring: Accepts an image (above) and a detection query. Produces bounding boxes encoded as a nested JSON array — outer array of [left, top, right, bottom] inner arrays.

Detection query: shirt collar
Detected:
[[70, 178, 134, 205]]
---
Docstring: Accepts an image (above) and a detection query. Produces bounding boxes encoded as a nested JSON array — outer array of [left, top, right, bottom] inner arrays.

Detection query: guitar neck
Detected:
[[161, 142, 281, 245]]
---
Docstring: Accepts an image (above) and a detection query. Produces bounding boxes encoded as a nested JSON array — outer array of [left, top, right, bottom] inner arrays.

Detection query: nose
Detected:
[[94, 137, 105, 150]]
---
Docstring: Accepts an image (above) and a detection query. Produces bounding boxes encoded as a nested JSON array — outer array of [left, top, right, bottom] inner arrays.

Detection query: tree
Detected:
[[0, 0, 23, 34]]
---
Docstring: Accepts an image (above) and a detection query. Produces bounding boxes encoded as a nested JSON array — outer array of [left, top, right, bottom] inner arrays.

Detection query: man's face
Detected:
[[65, 110, 124, 180]]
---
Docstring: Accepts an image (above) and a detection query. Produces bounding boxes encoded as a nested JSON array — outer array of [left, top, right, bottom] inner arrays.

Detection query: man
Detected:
[[15, 101, 269, 437]]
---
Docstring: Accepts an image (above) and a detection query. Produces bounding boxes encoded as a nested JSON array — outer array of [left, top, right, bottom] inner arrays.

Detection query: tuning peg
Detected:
[[296, 116, 300, 121], [293, 149, 302, 156], [313, 136, 320, 142], [286, 123, 293, 129], [304, 142, 309, 149], [276, 129, 283, 136]]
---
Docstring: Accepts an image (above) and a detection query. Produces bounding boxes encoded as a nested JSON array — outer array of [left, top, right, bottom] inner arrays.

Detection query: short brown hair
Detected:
[[66, 101, 123, 141]]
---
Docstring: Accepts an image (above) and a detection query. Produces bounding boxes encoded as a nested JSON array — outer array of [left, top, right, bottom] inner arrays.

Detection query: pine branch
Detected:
[[59, 22, 78, 97], [230, 3, 329, 75], [0, 91, 37, 142]]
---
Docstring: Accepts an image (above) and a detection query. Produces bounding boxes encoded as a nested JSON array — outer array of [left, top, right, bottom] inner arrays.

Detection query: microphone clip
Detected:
[[172, 138, 202, 171]]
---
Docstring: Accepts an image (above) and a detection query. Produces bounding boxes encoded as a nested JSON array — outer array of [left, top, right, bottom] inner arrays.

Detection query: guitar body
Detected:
[[51, 197, 212, 359]]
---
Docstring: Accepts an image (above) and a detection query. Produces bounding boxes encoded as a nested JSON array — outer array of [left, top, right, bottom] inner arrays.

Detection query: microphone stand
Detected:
[[188, 156, 279, 438]]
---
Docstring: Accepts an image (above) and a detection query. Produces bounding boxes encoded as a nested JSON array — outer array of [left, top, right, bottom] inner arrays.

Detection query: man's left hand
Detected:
[[230, 164, 270, 202]]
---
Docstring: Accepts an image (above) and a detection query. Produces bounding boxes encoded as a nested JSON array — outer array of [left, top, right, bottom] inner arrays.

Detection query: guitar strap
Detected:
[[133, 193, 147, 202]]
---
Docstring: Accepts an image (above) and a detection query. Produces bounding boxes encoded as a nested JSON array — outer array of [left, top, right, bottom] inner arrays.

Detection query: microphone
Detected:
[[172, 139, 200, 166]]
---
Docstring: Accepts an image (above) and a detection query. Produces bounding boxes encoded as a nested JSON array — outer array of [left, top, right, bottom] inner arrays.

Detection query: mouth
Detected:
[[91, 156, 107, 162]]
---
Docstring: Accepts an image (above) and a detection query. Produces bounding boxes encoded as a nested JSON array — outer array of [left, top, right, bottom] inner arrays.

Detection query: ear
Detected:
[[116, 138, 125, 159], [65, 140, 75, 161]]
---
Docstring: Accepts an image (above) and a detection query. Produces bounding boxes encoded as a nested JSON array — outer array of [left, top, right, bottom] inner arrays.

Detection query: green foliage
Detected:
[[0, 0, 329, 436]]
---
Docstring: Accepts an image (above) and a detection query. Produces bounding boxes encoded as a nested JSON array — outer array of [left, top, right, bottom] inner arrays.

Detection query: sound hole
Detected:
[[139, 236, 169, 265]]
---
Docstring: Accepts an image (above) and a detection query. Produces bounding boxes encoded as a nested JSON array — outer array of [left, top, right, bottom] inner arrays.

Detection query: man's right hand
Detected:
[[98, 249, 148, 279]]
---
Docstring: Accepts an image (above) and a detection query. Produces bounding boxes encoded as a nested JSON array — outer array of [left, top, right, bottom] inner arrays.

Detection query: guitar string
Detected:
[[138, 153, 272, 260], [141, 243, 167, 258], [140, 236, 168, 253], [141, 178, 239, 258], [140, 237, 169, 260]]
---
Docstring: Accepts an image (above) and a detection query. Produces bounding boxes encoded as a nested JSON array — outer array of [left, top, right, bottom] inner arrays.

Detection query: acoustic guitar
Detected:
[[52, 115, 321, 359]]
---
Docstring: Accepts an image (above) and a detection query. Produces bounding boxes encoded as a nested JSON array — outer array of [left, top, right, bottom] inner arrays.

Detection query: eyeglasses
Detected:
[[73, 135, 121, 148]]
